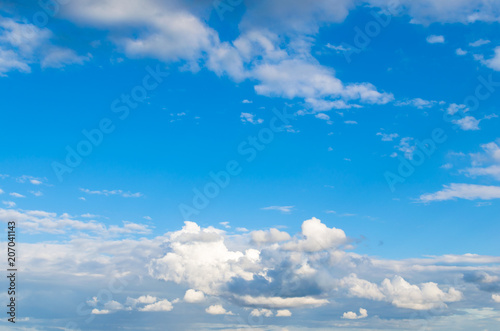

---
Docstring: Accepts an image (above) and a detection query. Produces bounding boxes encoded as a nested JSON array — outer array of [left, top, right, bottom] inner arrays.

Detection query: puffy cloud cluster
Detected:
[[341, 274, 462, 310], [146, 217, 465, 313]]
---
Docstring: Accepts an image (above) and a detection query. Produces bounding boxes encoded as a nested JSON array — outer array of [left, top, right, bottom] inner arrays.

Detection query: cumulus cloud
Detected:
[[453, 116, 481, 130], [342, 307, 368, 319], [276, 309, 292, 317], [250, 308, 273, 317], [205, 304, 233, 315], [240, 112, 263, 124], [282, 217, 347, 252], [341, 274, 462, 310], [184, 289, 205, 303], [480, 46, 500, 71], [251, 228, 291, 244]]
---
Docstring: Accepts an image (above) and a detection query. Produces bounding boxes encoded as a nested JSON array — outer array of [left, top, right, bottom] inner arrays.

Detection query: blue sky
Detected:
[[1, 0, 500, 330]]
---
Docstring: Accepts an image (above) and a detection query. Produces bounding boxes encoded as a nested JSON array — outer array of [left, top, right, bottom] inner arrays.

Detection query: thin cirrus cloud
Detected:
[[418, 183, 500, 202], [80, 188, 143, 198], [261, 205, 294, 213]]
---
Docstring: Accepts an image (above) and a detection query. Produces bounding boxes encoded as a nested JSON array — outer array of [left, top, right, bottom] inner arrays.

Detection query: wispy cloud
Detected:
[[261, 205, 294, 213], [419, 183, 500, 202], [80, 188, 143, 198]]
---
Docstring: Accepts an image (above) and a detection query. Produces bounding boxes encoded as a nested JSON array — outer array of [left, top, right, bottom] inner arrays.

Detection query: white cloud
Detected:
[[419, 183, 500, 202], [205, 304, 233, 315], [126, 295, 158, 308], [261, 205, 294, 213], [251, 228, 291, 244], [0, 208, 151, 235], [493, 294, 500, 303], [80, 188, 143, 198], [426, 35, 445, 44], [456, 48, 468, 56], [16, 175, 44, 185], [9, 192, 25, 198], [240, 112, 263, 124], [453, 116, 480, 130], [91, 309, 110, 315], [250, 308, 273, 317], [41, 46, 89, 68], [342, 308, 368, 319], [276, 309, 292, 317], [242, 99, 253, 103], [282, 217, 346, 252], [326, 43, 350, 53], [184, 289, 205, 303], [376, 132, 399, 142], [138, 299, 173, 312], [465, 141, 500, 180], [341, 274, 462, 310], [29, 191, 43, 197], [236, 295, 328, 308], [0, 19, 88, 75], [344, 120, 357, 124], [396, 137, 416, 159], [481, 46, 500, 71], [447, 103, 468, 115], [2, 201, 15, 208], [469, 39, 490, 47], [394, 98, 437, 109]]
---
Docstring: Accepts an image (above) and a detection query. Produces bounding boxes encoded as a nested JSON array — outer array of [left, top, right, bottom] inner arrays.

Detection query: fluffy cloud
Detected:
[[419, 183, 500, 202], [341, 274, 462, 310], [184, 289, 205, 303], [481, 46, 500, 71], [342, 307, 368, 319], [493, 294, 500, 303], [0, 18, 88, 75], [453, 116, 481, 130], [205, 304, 233, 315], [240, 112, 263, 124], [465, 141, 500, 180], [276, 309, 292, 317], [282, 217, 347, 252], [138, 299, 173, 312], [250, 308, 273, 317], [251, 228, 291, 244]]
